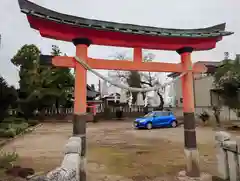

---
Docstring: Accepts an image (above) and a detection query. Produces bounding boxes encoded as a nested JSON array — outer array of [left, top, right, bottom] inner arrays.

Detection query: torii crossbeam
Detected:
[[18, 0, 233, 179]]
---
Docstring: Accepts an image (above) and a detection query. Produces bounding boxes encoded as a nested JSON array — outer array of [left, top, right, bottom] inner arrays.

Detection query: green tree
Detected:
[[50, 45, 74, 112], [214, 53, 240, 111], [11, 44, 42, 118], [0, 76, 17, 121], [11, 44, 74, 118]]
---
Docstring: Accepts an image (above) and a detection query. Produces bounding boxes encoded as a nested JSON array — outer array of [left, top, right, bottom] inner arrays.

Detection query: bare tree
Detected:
[[108, 52, 141, 104], [108, 52, 165, 109], [140, 53, 164, 110]]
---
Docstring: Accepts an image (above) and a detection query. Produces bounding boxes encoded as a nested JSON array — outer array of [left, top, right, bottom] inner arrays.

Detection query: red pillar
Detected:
[[72, 38, 91, 181], [133, 48, 142, 63], [177, 47, 200, 177], [74, 45, 87, 114]]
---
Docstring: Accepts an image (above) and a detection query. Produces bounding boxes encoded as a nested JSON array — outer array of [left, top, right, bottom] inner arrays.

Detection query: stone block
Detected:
[[177, 170, 212, 181], [215, 131, 231, 143], [65, 139, 82, 154], [47, 167, 77, 181]]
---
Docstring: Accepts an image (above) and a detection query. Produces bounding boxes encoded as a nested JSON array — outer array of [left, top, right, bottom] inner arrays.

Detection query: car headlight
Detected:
[[139, 120, 146, 123]]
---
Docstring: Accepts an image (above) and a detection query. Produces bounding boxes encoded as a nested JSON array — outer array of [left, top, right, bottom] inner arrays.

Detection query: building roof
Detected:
[[167, 61, 222, 78], [18, 0, 233, 39]]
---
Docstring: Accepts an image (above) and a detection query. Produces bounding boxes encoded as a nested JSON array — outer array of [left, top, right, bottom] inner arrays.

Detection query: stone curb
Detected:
[[0, 123, 43, 148]]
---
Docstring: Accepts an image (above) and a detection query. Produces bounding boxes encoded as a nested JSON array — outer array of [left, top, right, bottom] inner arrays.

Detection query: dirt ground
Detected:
[[1, 121, 238, 181]]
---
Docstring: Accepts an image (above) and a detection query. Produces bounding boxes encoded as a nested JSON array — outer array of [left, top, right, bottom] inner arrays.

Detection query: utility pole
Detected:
[[98, 79, 101, 99]]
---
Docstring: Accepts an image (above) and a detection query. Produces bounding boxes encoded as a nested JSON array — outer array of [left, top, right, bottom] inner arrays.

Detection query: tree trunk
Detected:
[[144, 106, 149, 114], [39, 108, 45, 121], [116, 107, 123, 120], [213, 106, 221, 127], [142, 92, 146, 100], [214, 112, 221, 127], [157, 92, 164, 110], [55, 98, 59, 114], [132, 92, 138, 104]]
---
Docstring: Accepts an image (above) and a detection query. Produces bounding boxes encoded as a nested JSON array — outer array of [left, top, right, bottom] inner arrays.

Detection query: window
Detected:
[[144, 112, 155, 117], [155, 111, 169, 116]]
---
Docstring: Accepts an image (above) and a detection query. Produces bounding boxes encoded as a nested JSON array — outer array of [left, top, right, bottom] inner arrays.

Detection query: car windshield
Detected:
[[144, 112, 155, 117]]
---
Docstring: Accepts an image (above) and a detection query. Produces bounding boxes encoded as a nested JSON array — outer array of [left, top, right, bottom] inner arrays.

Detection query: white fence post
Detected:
[[215, 131, 231, 180], [236, 136, 240, 180], [215, 131, 240, 181], [223, 140, 238, 181]]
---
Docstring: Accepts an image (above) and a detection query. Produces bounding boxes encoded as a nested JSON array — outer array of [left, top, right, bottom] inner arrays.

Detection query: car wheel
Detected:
[[146, 122, 152, 130], [171, 121, 177, 128]]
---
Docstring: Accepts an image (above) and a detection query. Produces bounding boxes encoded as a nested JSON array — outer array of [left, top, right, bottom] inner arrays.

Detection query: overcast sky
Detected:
[[0, 0, 239, 88]]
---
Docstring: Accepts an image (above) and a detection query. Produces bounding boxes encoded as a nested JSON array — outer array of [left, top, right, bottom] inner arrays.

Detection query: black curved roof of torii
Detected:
[[18, 0, 233, 38]]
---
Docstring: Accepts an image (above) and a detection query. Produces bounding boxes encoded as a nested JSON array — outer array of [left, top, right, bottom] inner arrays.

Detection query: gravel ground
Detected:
[[1, 120, 234, 181]]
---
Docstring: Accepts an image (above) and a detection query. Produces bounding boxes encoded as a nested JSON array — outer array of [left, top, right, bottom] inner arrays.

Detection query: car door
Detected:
[[154, 112, 167, 126], [155, 111, 170, 126], [164, 112, 173, 126]]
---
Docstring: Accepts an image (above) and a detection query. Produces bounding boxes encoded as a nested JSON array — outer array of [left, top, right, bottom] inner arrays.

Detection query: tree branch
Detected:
[[140, 81, 153, 87]]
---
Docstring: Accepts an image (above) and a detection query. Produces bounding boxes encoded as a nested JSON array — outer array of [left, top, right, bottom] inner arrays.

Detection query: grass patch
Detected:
[[15, 156, 61, 174], [88, 139, 218, 179], [0, 150, 20, 180], [88, 140, 185, 179], [198, 143, 217, 175]]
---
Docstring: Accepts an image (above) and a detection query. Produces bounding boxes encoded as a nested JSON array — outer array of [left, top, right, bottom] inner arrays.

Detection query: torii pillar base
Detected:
[[177, 47, 200, 178]]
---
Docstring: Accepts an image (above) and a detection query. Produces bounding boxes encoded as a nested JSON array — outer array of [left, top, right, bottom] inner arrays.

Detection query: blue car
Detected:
[[134, 111, 178, 129]]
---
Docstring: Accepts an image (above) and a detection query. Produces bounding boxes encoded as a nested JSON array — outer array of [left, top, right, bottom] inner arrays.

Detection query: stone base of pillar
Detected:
[[184, 148, 200, 177], [72, 113, 88, 181]]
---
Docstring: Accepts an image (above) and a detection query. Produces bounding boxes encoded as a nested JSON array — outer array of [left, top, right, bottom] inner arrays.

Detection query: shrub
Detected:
[[3, 128, 16, 138], [2, 117, 26, 124], [0, 123, 10, 129], [13, 117, 26, 124], [198, 111, 210, 124], [0, 129, 6, 137], [0, 128, 16, 138], [0, 121, 31, 138], [1, 117, 14, 124], [27, 120, 39, 127], [0, 151, 18, 169], [11, 123, 28, 135]]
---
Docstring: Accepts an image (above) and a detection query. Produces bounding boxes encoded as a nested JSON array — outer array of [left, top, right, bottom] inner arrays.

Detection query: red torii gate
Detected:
[[18, 0, 233, 179]]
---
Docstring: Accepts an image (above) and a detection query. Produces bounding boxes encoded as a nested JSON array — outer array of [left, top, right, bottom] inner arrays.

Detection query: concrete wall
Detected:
[[194, 76, 215, 107], [95, 105, 239, 121], [174, 74, 216, 107], [171, 106, 239, 121]]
